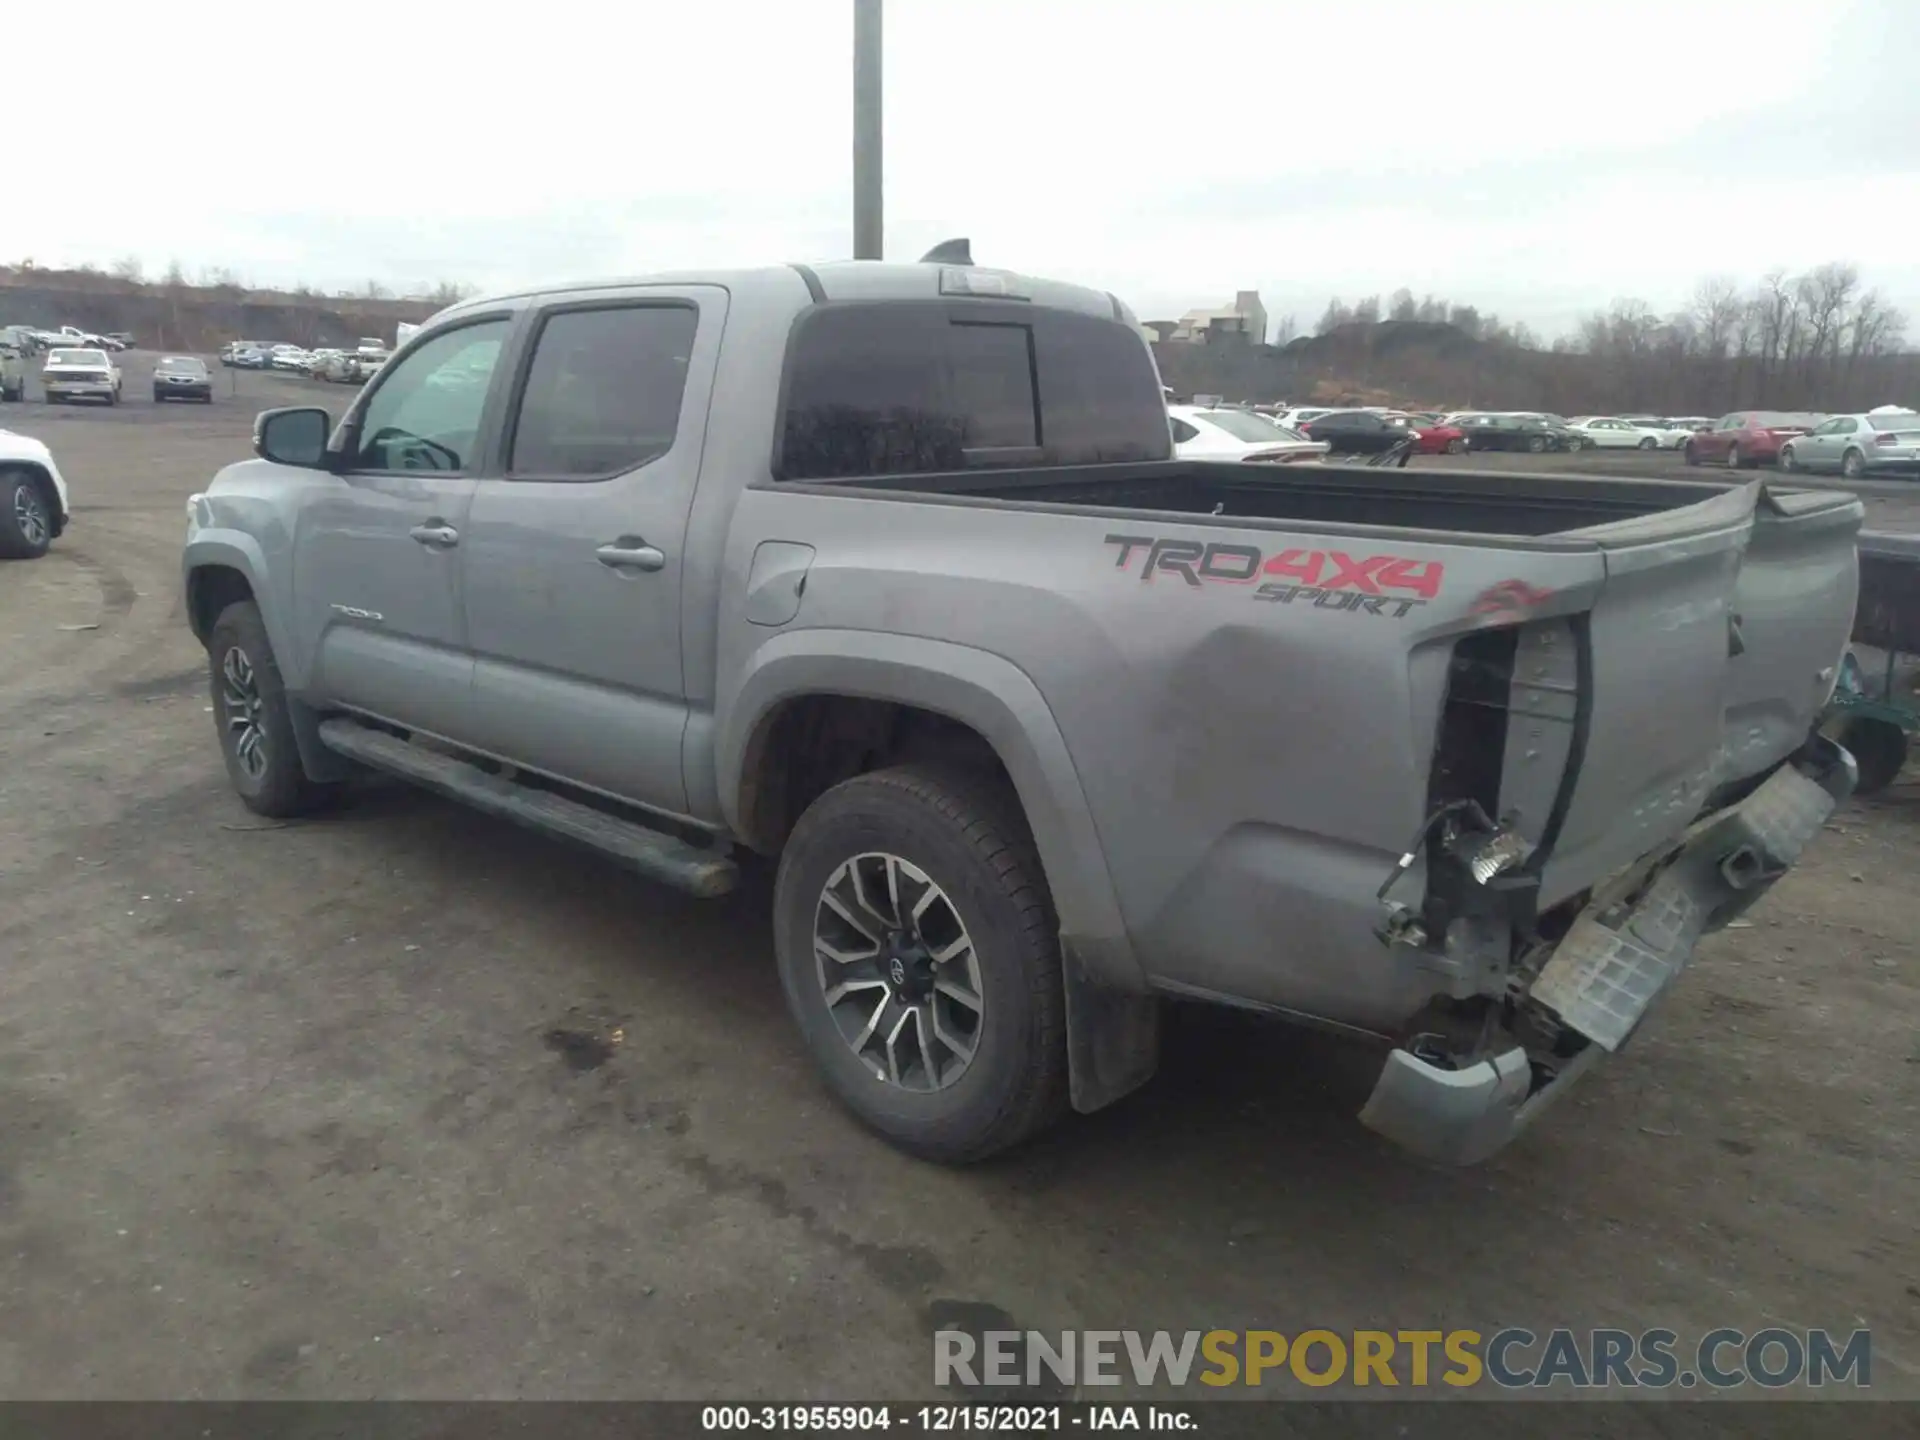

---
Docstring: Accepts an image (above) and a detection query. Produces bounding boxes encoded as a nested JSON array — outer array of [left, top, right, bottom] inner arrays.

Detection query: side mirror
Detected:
[[254, 406, 333, 468]]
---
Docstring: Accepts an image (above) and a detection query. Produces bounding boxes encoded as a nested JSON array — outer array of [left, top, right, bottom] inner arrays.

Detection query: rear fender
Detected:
[[718, 630, 1157, 1112]]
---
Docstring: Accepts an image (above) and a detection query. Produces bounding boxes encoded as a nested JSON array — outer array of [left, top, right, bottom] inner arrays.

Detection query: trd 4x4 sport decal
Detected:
[[1104, 534, 1445, 618]]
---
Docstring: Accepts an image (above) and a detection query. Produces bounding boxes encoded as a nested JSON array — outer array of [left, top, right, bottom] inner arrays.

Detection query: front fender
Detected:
[[717, 629, 1138, 982]]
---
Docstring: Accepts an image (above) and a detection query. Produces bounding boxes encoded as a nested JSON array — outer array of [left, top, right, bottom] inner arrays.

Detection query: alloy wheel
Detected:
[[220, 646, 269, 781], [813, 851, 984, 1092], [12, 484, 48, 547]]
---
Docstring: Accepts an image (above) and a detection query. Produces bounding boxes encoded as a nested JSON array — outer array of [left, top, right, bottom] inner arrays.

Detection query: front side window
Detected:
[[777, 301, 1169, 481], [1169, 417, 1200, 442], [350, 319, 509, 472], [508, 305, 698, 477]]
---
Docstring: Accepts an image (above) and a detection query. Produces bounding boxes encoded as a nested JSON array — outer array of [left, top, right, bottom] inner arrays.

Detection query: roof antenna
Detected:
[[920, 238, 973, 265]]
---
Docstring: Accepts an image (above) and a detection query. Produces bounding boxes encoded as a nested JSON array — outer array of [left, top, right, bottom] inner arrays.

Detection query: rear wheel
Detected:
[[1526, 434, 1547, 453], [1839, 717, 1908, 795], [1779, 444, 1798, 473], [1841, 449, 1866, 480], [1638, 436, 1658, 450], [773, 763, 1069, 1163], [1446, 437, 1466, 455], [1725, 445, 1744, 470], [206, 600, 343, 817]]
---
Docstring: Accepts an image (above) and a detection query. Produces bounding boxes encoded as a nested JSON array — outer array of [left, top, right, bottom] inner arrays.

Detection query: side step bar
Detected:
[[316, 718, 739, 898]]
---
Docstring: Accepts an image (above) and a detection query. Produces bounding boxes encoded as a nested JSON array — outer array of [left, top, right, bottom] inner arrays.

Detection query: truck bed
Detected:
[[830, 458, 1828, 541]]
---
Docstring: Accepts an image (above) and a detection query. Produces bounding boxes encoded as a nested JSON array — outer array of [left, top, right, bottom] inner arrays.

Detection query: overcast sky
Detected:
[[12, 0, 1918, 341]]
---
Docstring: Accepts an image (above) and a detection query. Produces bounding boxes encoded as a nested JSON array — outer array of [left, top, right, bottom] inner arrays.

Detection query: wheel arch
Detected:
[[719, 631, 1158, 1112]]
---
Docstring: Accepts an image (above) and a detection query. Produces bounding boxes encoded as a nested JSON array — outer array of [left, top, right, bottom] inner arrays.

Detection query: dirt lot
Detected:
[[2, 358, 1917, 1405]]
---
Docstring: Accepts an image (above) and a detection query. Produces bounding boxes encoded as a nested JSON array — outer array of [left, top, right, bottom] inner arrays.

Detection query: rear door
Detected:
[[459, 287, 724, 814]]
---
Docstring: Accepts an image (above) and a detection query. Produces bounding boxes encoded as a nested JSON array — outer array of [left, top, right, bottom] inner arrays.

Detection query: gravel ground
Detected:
[[1, 360, 1915, 1409]]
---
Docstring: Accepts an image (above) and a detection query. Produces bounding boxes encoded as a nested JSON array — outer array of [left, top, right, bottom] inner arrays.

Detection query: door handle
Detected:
[[597, 541, 667, 573], [410, 523, 460, 549]]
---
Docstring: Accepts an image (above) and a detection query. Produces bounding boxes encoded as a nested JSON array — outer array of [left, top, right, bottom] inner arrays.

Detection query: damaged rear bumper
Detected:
[[1359, 735, 1856, 1165]]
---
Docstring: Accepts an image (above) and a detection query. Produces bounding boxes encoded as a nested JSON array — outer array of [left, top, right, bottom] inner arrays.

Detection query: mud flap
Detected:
[[1061, 939, 1160, 1113]]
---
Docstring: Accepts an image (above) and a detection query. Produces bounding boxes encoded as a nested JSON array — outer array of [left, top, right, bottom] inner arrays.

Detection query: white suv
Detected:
[[0, 428, 71, 559]]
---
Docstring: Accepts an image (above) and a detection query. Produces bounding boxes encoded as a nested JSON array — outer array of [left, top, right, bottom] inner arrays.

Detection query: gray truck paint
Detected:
[[185, 258, 1862, 1162]]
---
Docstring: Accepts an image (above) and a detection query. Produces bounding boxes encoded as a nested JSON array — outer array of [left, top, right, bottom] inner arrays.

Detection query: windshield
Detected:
[[160, 357, 207, 374], [1869, 412, 1920, 429], [47, 348, 105, 366], [1199, 409, 1294, 443]]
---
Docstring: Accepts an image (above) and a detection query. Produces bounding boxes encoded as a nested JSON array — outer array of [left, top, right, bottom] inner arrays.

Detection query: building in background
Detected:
[[1165, 291, 1269, 346]]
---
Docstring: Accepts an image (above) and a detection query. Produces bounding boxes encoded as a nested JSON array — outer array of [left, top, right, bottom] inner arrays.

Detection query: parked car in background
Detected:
[[1167, 404, 1329, 463], [0, 341, 26, 402], [1411, 417, 1468, 454], [152, 354, 213, 404], [306, 348, 345, 378], [231, 346, 268, 369], [1277, 406, 1333, 428], [1779, 409, 1920, 479], [1568, 417, 1667, 450], [311, 351, 360, 383], [1664, 416, 1713, 433], [1293, 409, 1417, 456], [1510, 413, 1592, 450], [269, 346, 311, 372], [1684, 412, 1824, 469], [105, 332, 136, 350], [1617, 417, 1696, 449], [41, 347, 121, 405], [1447, 413, 1564, 453], [0, 425, 72, 559]]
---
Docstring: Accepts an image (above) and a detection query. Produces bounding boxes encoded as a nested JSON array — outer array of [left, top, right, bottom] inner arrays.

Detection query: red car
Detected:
[[1412, 420, 1467, 455], [1683, 411, 1824, 469]]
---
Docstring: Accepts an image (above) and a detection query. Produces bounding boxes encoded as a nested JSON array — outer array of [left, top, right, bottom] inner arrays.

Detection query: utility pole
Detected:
[[853, 0, 883, 260]]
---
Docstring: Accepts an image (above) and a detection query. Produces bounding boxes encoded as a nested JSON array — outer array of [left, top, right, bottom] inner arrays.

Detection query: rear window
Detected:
[[1752, 412, 1823, 429], [777, 301, 1170, 481], [48, 349, 104, 365]]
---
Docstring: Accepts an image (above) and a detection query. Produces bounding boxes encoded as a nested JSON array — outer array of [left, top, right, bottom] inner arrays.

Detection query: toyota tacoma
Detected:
[[181, 248, 1862, 1165]]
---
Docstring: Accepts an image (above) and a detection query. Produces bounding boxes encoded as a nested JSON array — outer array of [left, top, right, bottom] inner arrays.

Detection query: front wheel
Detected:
[[1726, 445, 1745, 470], [1446, 437, 1466, 455], [1526, 435, 1547, 453], [206, 600, 343, 817], [773, 763, 1069, 1163], [1779, 445, 1798, 473], [1683, 443, 1700, 466], [0, 467, 53, 559], [1638, 436, 1657, 450]]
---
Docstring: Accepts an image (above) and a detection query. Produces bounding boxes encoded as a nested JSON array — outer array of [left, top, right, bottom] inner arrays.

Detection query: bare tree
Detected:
[[1270, 312, 1298, 347], [1388, 288, 1417, 323], [111, 255, 145, 283], [1352, 294, 1382, 325], [1316, 298, 1352, 335]]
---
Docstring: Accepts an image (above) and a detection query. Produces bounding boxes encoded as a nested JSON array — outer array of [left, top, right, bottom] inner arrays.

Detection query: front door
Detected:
[[460, 287, 726, 816], [291, 314, 514, 741]]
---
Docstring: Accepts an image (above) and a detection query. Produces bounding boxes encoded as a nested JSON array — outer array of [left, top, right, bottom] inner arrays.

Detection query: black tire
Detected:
[[1638, 436, 1657, 450], [45, 393, 60, 406], [1684, 442, 1699, 466], [1779, 444, 1798, 473], [773, 763, 1069, 1163], [1725, 445, 1744, 470], [1841, 449, 1866, 480], [1839, 717, 1908, 795], [1526, 434, 1546, 453], [205, 600, 343, 817], [1446, 437, 1466, 455], [152, 390, 165, 404], [0, 467, 54, 559]]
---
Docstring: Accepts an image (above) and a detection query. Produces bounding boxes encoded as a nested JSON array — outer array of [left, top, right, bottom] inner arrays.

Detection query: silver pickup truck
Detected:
[[182, 253, 1862, 1166]]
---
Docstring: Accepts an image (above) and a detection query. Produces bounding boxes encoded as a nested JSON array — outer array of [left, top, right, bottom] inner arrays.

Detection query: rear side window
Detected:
[[777, 301, 1170, 481], [509, 304, 698, 477]]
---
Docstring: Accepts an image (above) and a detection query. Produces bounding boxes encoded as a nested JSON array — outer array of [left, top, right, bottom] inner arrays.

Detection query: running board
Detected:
[[315, 718, 739, 898]]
